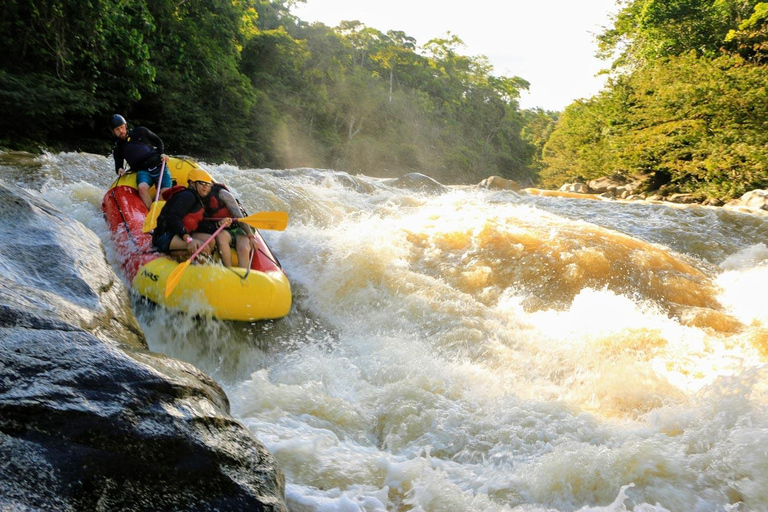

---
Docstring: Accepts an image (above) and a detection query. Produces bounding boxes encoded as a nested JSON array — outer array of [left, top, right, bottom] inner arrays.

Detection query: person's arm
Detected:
[[113, 143, 124, 175], [143, 127, 165, 156], [220, 190, 254, 237], [164, 192, 196, 238]]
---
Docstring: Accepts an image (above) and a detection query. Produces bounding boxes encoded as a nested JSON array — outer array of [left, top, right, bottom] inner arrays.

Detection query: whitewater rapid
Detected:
[[6, 151, 768, 511]]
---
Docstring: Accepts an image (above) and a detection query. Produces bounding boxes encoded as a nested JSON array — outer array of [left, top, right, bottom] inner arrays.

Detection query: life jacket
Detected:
[[157, 186, 205, 234], [205, 183, 231, 219], [161, 185, 186, 201]]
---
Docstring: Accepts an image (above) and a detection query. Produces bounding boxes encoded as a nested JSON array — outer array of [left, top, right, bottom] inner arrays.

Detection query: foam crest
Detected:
[[717, 244, 768, 326]]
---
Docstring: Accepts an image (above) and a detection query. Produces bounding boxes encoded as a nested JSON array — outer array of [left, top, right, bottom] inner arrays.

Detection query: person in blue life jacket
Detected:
[[111, 114, 171, 209], [151, 168, 231, 261]]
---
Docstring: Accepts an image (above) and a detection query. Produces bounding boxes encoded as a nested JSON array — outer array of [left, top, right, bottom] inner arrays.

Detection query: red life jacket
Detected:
[[205, 183, 232, 219], [160, 186, 205, 234], [161, 185, 186, 201]]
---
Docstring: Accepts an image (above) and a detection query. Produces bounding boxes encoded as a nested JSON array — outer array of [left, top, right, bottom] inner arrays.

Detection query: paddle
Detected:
[[165, 222, 230, 298], [142, 161, 166, 233], [203, 211, 289, 231]]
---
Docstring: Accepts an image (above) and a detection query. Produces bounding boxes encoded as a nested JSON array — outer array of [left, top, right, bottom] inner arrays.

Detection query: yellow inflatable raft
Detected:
[[102, 157, 292, 321]]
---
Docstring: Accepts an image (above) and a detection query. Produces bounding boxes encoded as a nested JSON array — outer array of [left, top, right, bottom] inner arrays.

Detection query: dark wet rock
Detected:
[[0, 181, 142, 348], [0, 180, 287, 511], [383, 173, 448, 194]]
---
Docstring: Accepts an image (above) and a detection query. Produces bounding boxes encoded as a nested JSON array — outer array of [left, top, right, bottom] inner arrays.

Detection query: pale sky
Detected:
[[292, 0, 620, 111]]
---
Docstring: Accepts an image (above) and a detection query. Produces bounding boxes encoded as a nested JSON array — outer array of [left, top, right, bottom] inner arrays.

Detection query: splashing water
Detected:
[[6, 150, 768, 511]]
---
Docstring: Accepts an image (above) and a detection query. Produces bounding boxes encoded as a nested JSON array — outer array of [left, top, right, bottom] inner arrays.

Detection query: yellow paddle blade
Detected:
[[163, 222, 228, 299], [238, 211, 289, 231], [142, 200, 166, 233], [165, 259, 192, 298]]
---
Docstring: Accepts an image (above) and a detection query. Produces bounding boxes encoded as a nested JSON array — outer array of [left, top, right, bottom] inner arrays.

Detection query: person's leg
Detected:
[[235, 234, 251, 269], [136, 170, 153, 209], [192, 233, 215, 256], [138, 183, 152, 209], [215, 230, 233, 266], [164, 234, 194, 261], [158, 170, 172, 198], [168, 235, 189, 252]]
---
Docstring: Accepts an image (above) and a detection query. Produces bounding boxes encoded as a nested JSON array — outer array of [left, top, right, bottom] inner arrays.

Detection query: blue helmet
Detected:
[[110, 114, 126, 129]]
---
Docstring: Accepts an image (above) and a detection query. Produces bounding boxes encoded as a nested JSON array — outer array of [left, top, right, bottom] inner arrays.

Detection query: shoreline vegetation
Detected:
[[1, 0, 766, 202]]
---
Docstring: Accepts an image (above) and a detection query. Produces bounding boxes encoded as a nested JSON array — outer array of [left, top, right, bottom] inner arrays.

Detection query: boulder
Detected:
[[558, 183, 589, 194], [625, 171, 671, 195], [479, 176, 520, 192], [703, 197, 725, 207], [726, 190, 768, 212], [587, 174, 627, 194], [666, 193, 700, 204], [0, 181, 287, 511]]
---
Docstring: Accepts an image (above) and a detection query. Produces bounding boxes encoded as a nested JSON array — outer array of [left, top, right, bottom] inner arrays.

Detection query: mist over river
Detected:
[[3, 151, 768, 511]]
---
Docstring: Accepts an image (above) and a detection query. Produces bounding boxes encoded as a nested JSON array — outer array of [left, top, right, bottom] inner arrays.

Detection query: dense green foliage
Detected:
[[0, 0, 535, 184], [543, 0, 768, 200], [3, 0, 765, 195]]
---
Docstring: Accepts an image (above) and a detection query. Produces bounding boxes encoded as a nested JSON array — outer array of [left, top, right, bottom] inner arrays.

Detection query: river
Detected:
[[3, 150, 768, 511]]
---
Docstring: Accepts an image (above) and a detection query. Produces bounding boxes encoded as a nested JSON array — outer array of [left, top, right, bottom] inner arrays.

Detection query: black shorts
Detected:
[[197, 221, 246, 247], [152, 231, 174, 253], [196, 220, 218, 234]]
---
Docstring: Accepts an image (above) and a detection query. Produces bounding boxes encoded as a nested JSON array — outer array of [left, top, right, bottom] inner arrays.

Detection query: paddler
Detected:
[[151, 168, 230, 260], [111, 114, 170, 209]]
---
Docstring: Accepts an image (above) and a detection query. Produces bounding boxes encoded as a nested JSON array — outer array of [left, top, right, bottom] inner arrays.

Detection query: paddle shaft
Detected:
[[186, 222, 229, 262], [202, 217, 253, 233], [202, 211, 288, 231], [164, 221, 231, 297], [153, 161, 166, 202]]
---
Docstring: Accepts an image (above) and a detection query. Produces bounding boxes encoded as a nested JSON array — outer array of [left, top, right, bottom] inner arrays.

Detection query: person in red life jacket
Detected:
[[151, 168, 230, 260], [111, 114, 171, 210], [197, 182, 259, 268]]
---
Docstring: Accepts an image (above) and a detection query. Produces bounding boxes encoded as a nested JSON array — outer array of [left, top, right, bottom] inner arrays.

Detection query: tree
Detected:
[[541, 53, 768, 198], [724, 2, 768, 62], [0, 0, 155, 147], [598, 0, 763, 68]]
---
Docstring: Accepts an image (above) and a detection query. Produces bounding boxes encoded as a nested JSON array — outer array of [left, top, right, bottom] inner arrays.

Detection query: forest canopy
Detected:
[[1, 0, 766, 198], [0, 0, 538, 185], [542, 0, 768, 200]]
